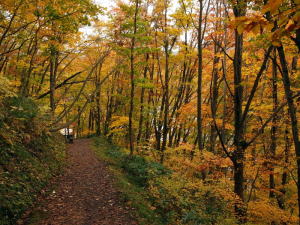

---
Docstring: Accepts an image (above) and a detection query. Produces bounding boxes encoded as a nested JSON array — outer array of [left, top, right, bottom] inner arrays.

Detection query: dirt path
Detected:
[[27, 139, 137, 225]]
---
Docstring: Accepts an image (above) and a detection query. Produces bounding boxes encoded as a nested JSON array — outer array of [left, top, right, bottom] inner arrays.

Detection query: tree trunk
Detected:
[[50, 47, 58, 114], [269, 50, 278, 198], [232, 1, 247, 220], [137, 54, 149, 144], [277, 45, 300, 222], [197, 0, 203, 151], [209, 52, 220, 153], [160, 0, 170, 163], [128, 0, 139, 155], [96, 64, 102, 136]]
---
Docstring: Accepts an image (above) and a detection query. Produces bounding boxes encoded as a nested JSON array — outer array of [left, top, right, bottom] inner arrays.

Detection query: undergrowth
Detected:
[[92, 137, 238, 225], [93, 137, 164, 225], [0, 97, 65, 225]]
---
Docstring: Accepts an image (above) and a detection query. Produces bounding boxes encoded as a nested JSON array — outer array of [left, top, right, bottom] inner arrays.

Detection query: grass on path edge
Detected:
[[91, 137, 164, 225]]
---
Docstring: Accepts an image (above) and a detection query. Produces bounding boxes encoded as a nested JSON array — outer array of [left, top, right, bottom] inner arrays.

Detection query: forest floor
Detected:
[[22, 139, 137, 225]]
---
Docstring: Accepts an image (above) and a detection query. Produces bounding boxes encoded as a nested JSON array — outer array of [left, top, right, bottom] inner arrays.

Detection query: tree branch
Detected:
[[241, 46, 273, 124], [37, 70, 84, 99], [245, 92, 300, 148]]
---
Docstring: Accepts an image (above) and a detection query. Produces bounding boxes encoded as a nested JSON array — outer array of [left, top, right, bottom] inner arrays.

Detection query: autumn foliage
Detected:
[[1, 0, 300, 224]]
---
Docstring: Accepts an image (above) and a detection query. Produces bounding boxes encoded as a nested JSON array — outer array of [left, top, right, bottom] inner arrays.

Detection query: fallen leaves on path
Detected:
[[24, 139, 137, 225]]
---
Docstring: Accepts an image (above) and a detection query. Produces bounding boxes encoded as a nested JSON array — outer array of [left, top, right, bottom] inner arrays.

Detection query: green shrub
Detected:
[[121, 155, 170, 187], [94, 137, 126, 160], [4, 97, 38, 120]]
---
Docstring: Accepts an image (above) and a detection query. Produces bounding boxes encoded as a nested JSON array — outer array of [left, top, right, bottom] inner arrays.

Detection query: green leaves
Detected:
[[134, 77, 155, 89], [121, 154, 170, 187], [5, 97, 38, 120]]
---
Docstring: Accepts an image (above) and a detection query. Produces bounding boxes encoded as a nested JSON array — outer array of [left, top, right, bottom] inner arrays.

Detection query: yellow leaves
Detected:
[[207, 117, 233, 131], [214, 52, 223, 58], [261, 0, 282, 14], [285, 19, 296, 32], [248, 200, 298, 224], [16, 58, 30, 69], [237, 23, 244, 35], [259, 3, 300, 47], [167, 27, 181, 36], [173, 142, 195, 152], [171, 11, 190, 27], [0, 76, 15, 99], [224, 123, 234, 131], [271, 40, 282, 47], [230, 13, 267, 35], [270, 15, 300, 46], [108, 116, 130, 136], [110, 116, 129, 128]]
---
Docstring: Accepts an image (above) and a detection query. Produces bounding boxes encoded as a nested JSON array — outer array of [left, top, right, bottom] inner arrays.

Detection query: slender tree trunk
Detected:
[[77, 106, 81, 138], [276, 45, 300, 223], [232, 2, 247, 220], [210, 52, 220, 153], [209, 0, 222, 154], [197, 0, 203, 151], [269, 50, 278, 198], [104, 82, 114, 136], [96, 64, 102, 136], [277, 122, 290, 209], [221, 18, 228, 143], [50, 48, 58, 114], [175, 126, 182, 146], [160, 0, 169, 163], [145, 60, 154, 143], [168, 127, 177, 147], [128, 0, 139, 155], [137, 54, 149, 144], [232, 29, 245, 202]]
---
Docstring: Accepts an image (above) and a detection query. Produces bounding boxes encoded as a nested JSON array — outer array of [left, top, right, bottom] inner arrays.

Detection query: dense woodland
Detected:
[[0, 0, 300, 224]]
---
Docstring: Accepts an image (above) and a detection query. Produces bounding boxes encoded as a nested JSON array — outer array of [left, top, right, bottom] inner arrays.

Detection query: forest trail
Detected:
[[25, 139, 137, 225]]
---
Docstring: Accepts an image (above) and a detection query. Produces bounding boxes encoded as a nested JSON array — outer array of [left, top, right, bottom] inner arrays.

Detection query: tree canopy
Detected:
[[1, 0, 300, 223]]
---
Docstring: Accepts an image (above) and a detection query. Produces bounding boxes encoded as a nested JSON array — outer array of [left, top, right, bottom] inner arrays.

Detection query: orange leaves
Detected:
[[230, 13, 268, 35], [230, 4, 300, 48]]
